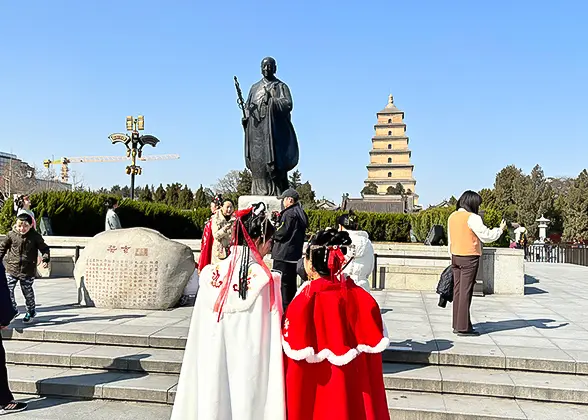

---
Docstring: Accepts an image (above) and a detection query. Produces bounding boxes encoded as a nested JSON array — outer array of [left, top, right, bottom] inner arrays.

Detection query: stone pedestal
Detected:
[[238, 195, 282, 213]]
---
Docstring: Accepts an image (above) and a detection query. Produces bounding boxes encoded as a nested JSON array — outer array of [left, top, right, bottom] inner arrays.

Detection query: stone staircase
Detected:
[[3, 327, 588, 419]]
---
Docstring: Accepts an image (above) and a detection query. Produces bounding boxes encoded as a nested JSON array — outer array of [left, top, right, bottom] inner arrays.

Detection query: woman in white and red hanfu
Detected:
[[282, 229, 390, 420], [171, 203, 286, 420]]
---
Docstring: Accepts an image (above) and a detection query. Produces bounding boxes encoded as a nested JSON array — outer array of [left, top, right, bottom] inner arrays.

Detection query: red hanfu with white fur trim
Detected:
[[282, 277, 390, 420]]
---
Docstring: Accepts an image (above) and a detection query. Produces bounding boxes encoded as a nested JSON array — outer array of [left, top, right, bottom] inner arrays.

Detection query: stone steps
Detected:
[[384, 343, 588, 375], [5, 324, 588, 376], [3, 340, 183, 374], [383, 363, 588, 405], [386, 390, 588, 419], [6, 364, 178, 404]]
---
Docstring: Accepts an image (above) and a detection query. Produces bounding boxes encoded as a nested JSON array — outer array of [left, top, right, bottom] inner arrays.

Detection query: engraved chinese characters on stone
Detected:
[[135, 248, 149, 257], [85, 258, 160, 308], [74, 227, 195, 309]]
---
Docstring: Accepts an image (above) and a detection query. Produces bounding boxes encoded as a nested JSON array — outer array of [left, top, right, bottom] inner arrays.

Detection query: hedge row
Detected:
[[0, 192, 209, 239], [0, 191, 506, 245]]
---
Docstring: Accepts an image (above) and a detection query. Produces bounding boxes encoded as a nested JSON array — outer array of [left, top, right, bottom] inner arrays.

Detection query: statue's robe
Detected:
[[244, 77, 299, 196]]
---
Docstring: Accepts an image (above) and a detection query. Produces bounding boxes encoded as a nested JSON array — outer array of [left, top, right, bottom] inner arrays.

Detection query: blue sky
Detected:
[[1, 1, 587, 206]]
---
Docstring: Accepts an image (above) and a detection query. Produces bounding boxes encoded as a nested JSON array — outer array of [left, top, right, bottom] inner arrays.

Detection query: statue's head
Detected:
[[261, 57, 277, 79]]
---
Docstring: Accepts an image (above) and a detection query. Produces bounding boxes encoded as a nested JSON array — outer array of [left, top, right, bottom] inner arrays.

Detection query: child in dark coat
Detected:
[[0, 213, 50, 323]]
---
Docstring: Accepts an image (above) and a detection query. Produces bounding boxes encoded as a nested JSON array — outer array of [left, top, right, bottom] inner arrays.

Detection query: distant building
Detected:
[[365, 94, 418, 203], [342, 193, 415, 214], [0, 151, 71, 202], [316, 199, 339, 211], [343, 95, 421, 214]]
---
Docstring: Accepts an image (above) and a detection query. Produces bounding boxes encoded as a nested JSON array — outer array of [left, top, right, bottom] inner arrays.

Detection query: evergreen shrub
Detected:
[[0, 191, 506, 246]]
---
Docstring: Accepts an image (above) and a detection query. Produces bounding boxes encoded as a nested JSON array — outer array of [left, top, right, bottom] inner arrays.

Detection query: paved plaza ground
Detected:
[[2, 262, 588, 418], [12, 262, 588, 362], [4, 395, 171, 419]]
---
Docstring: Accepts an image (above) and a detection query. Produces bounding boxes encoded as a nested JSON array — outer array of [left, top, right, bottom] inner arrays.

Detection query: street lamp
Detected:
[[109, 115, 160, 200]]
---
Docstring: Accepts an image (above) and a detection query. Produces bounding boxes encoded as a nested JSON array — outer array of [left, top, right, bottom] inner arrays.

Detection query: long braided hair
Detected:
[[213, 202, 275, 320]]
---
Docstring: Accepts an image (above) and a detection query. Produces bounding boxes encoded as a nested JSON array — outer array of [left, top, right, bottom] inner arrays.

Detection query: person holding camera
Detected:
[[272, 189, 308, 311], [447, 191, 506, 336]]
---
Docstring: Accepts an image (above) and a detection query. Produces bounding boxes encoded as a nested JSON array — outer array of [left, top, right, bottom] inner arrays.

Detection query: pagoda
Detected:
[[365, 94, 417, 203]]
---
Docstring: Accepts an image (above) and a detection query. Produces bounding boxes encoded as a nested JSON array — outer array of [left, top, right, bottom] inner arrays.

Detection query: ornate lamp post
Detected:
[[109, 115, 160, 200]]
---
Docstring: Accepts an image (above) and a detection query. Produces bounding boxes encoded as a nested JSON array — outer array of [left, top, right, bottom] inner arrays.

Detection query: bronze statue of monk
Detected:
[[238, 57, 299, 196]]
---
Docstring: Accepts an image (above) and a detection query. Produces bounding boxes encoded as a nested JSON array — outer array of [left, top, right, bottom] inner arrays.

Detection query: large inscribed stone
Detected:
[[74, 227, 195, 309]]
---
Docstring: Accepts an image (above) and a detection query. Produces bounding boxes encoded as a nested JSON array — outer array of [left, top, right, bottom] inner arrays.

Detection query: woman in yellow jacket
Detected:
[[447, 191, 506, 336]]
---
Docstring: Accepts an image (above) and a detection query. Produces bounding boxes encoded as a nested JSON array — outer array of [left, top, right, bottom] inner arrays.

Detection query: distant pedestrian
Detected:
[[0, 213, 50, 324], [337, 210, 374, 292], [0, 263, 27, 414], [198, 195, 222, 273], [514, 223, 528, 249], [211, 198, 235, 264], [105, 198, 122, 231], [272, 188, 308, 311], [447, 191, 506, 336], [14, 195, 36, 230]]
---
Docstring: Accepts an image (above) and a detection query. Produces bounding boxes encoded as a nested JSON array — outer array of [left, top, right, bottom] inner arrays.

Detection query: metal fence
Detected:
[[525, 243, 588, 267]]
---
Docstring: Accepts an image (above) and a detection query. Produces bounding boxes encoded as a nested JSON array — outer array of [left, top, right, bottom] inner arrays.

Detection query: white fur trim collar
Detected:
[[282, 336, 390, 366]]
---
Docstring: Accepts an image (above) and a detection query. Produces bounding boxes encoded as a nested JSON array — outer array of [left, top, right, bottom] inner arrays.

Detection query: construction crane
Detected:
[[43, 154, 180, 183]]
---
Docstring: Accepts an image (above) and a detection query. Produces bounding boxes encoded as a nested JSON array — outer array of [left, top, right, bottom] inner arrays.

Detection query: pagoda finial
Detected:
[[386, 94, 394, 108]]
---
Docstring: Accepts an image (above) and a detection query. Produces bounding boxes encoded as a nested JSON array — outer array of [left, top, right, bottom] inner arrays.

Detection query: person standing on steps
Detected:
[[272, 188, 308, 311], [0, 262, 27, 414], [447, 191, 506, 336], [104, 198, 122, 231]]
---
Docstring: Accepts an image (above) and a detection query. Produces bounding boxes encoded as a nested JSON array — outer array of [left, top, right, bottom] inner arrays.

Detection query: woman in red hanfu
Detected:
[[197, 195, 222, 273], [282, 228, 390, 420]]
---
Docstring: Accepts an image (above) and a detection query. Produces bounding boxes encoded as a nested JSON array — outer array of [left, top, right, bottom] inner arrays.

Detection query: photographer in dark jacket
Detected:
[[272, 188, 308, 310]]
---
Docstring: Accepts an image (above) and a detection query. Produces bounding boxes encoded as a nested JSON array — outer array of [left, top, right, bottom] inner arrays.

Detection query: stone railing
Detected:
[[0, 235, 525, 295]]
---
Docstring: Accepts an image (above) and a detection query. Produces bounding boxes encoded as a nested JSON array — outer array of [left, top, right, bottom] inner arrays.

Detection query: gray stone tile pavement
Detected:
[[4, 262, 588, 369]]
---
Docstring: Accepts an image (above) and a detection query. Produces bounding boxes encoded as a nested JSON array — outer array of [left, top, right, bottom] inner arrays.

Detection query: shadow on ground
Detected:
[[17, 355, 153, 412], [475, 318, 568, 334]]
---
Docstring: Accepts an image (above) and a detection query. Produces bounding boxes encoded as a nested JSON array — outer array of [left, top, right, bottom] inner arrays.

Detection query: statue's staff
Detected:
[[234, 76, 247, 120]]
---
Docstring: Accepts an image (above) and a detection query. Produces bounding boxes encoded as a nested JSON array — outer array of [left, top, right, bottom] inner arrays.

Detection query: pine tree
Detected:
[[110, 185, 122, 196], [478, 188, 496, 209], [121, 186, 131, 198], [297, 181, 317, 209], [153, 183, 166, 202], [361, 182, 378, 196], [289, 170, 302, 189], [563, 170, 588, 241], [236, 169, 252, 198], [178, 185, 194, 209], [193, 185, 208, 209], [386, 183, 404, 195], [165, 183, 182, 207], [139, 184, 153, 202], [494, 165, 524, 219]]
